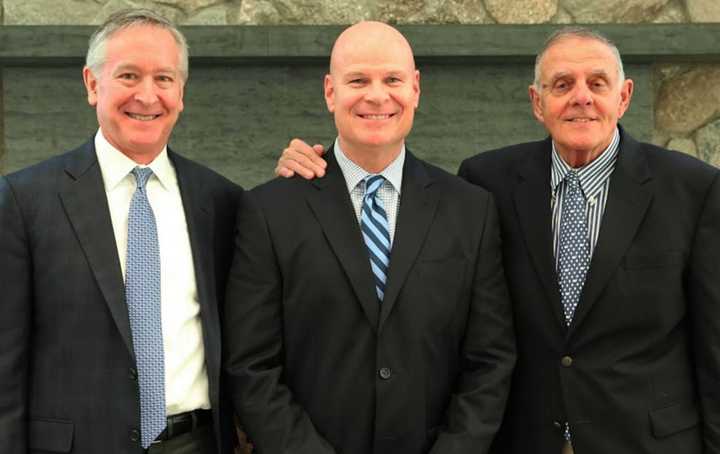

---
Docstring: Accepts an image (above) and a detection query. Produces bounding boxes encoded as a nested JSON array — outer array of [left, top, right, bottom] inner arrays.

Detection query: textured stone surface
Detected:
[[560, 0, 669, 23], [696, 119, 720, 168], [378, 0, 492, 24], [231, 0, 371, 25], [687, 0, 720, 22], [667, 137, 698, 157], [655, 66, 720, 134], [485, 0, 557, 24], [652, 0, 689, 22], [4, 0, 104, 24], [185, 4, 229, 24], [94, 0, 185, 24], [551, 6, 574, 24]]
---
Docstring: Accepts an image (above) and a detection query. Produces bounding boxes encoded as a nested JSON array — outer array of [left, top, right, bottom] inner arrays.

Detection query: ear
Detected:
[[413, 69, 420, 109], [83, 66, 99, 107], [616, 78, 634, 119], [324, 74, 335, 113], [528, 84, 544, 124]]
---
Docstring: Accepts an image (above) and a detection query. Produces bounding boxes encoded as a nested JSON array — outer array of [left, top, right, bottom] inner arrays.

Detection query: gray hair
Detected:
[[533, 26, 625, 90], [86, 9, 189, 82]]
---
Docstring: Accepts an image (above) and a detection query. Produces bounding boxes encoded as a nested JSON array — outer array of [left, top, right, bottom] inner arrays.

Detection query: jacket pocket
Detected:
[[649, 400, 699, 438], [29, 418, 74, 453]]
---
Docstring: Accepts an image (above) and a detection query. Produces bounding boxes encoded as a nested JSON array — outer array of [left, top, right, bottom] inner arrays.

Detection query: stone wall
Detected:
[[2, 0, 720, 170]]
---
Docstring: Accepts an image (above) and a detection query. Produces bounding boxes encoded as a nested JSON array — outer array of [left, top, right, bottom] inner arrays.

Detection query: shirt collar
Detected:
[[550, 127, 620, 198], [333, 138, 405, 194], [95, 128, 176, 192]]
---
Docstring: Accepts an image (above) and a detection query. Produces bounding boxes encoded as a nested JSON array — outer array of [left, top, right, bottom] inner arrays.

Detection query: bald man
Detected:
[[223, 22, 516, 454]]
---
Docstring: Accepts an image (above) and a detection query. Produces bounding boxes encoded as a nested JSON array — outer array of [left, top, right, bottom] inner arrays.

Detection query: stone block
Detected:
[[4, 0, 104, 25], [94, 0, 185, 24], [185, 4, 229, 24], [655, 66, 720, 134], [687, 0, 720, 22], [485, 0, 557, 24], [377, 0, 492, 24], [231, 0, 371, 25], [560, 0, 669, 23], [666, 137, 698, 157], [695, 119, 720, 168], [652, 0, 688, 23]]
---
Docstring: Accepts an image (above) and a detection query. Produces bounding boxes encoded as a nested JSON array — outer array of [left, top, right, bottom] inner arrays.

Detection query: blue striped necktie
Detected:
[[361, 175, 391, 302], [125, 167, 166, 448]]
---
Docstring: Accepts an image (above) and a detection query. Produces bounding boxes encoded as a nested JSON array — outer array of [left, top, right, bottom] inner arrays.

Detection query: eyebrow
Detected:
[[548, 69, 611, 83], [112, 64, 177, 75]]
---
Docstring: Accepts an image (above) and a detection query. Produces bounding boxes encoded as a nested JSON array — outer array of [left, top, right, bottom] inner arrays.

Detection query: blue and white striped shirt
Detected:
[[551, 128, 620, 267]]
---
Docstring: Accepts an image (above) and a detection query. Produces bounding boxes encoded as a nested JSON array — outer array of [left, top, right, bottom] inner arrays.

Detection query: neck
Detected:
[[339, 138, 402, 174]]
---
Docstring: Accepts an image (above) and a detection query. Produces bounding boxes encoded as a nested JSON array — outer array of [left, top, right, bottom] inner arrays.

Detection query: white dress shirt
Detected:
[[95, 129, 210, 416]]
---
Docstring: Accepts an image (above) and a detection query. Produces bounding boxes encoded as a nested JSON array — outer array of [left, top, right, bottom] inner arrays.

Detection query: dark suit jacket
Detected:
[[458, 128, 720, 454], [224, 148, 516, 454], [0, 141, 241, 453]]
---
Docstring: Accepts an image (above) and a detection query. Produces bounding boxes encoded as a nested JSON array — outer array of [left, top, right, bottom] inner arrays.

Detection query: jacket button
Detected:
[[130, 429, 140, 442], [378, 367, 392, 380], [129, 368, 138, 380], [561, 356, 573, 367]]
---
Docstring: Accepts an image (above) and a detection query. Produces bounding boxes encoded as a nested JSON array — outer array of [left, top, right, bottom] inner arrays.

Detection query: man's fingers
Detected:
[[277, 148, 326, 179]]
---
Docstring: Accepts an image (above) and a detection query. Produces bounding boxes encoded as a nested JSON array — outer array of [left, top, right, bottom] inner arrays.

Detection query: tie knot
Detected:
[[364, 175, 385, 198], [565, 170, 581, 190], [131, 167, 154, 191]]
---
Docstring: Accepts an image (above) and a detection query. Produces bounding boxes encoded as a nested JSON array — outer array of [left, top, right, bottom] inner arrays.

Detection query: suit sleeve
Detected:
[[688, 171, 720, 453], [430, 193, 516, 454], [223, 190, 336, 454], [0, 176, 31, 453]]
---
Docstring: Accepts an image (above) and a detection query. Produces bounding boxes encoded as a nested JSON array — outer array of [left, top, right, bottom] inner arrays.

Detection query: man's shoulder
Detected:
[[168, 149, 243, 194], [2, 142, 94, 193]]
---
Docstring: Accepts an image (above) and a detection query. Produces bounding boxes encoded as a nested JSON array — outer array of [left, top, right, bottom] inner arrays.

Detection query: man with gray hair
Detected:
[[277, 26, 720, 454], [0, 9, 240, 453]]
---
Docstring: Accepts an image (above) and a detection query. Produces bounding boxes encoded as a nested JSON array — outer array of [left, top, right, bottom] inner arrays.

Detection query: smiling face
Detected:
[[529, 36, 633, 167], [83, 24, 184, 164], [324, 22, 420, 167]]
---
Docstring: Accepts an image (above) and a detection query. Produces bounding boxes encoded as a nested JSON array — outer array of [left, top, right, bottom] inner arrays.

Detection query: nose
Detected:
[[569, 81, 593, 106], [134, 78, 159, 105], [364, 80, 390, 104]]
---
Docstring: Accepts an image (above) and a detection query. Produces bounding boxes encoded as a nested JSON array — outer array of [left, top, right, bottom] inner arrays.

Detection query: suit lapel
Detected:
[[59, 142, 134, 357], [568, 132, 653, 337], [171, 151, 222, 364], [378, 152, 438, 331], [513, 139, 566, 331], [306, 149, 380, 330]]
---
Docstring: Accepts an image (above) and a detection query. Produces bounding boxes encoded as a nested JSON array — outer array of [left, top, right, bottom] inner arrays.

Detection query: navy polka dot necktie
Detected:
[[125, 167, 166, 448], [557, 170, 590, 326]]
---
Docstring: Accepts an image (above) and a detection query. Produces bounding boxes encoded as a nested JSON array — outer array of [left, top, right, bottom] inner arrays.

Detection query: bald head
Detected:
[[329, 21, 416, 76], [324, 21, 420, 172]]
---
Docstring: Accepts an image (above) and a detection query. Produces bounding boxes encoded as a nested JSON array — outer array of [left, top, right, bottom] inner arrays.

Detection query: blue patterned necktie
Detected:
[[125, 167, 166, 448], [361, 175, 391, 302], [557, 170, 590, 325]]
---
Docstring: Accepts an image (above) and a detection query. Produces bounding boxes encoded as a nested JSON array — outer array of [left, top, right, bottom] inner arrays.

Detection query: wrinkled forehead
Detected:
[[539, 37, 619, 80]]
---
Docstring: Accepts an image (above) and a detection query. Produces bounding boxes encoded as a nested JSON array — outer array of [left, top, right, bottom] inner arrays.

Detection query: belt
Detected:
[[154, 409, 212, 442]]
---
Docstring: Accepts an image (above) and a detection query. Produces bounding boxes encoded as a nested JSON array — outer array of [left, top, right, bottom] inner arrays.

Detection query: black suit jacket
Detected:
[[458, 128, 720, 454], [0, 141, 241, 453], [224, 148, 516, 454]]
